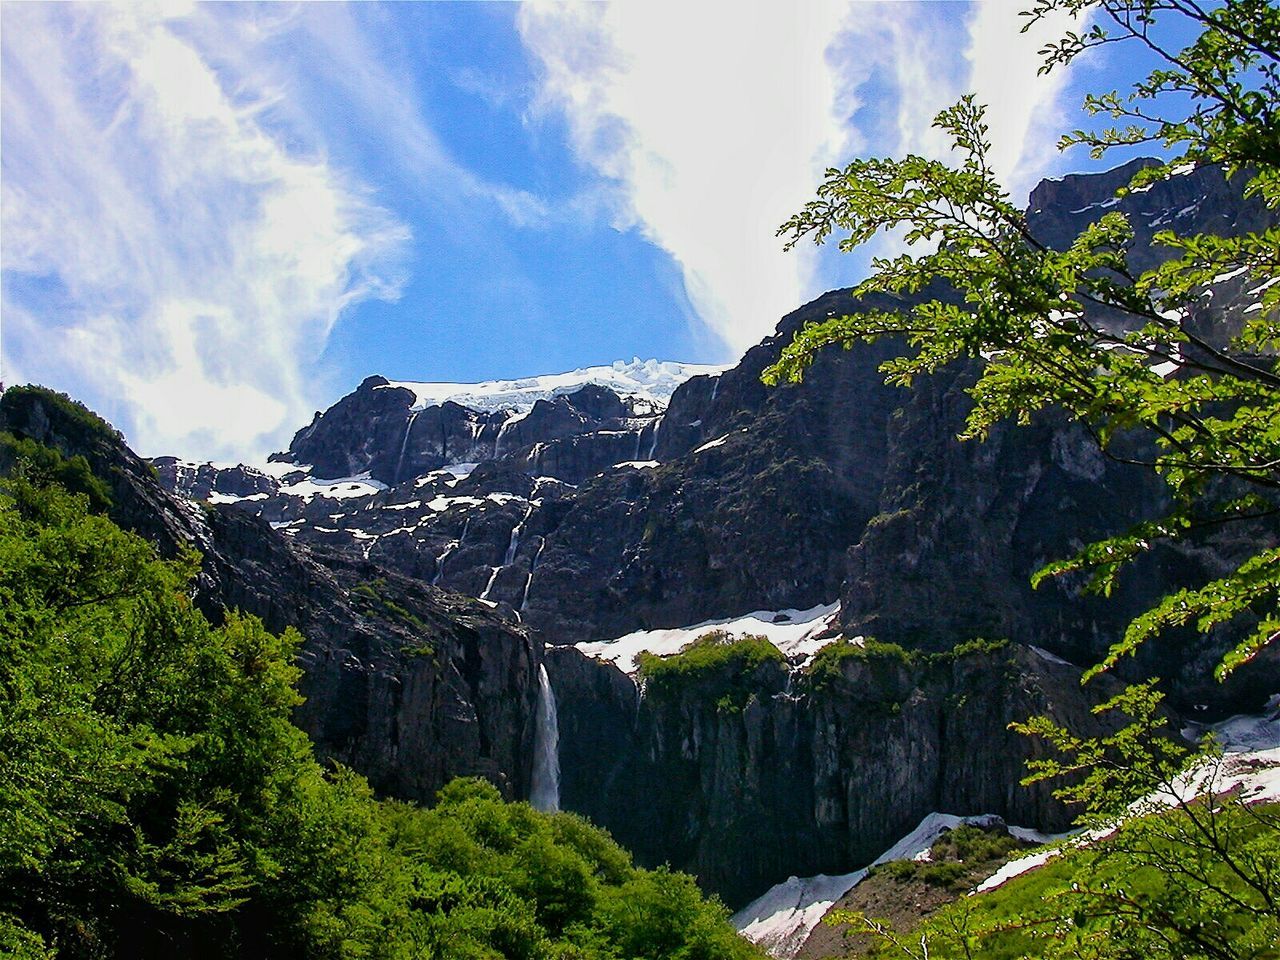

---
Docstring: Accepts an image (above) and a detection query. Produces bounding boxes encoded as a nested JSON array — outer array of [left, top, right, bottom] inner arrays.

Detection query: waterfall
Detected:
[[710, 376, 720, 402], [529, 663, 561, 812], [495, 411, 520, 459], [646, 415, 663, 460], [433, 541, 458, 586], [633, 428, 643, 462], [395, 411, 420, 484], [519, 537, 546, 612], [505, 503, 535, 566], [480, 506, 536, 602], [432, 517, 470, 587]]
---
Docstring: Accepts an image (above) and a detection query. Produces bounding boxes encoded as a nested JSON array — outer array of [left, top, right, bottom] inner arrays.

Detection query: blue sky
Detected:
[[2, 1, 1159, 462]]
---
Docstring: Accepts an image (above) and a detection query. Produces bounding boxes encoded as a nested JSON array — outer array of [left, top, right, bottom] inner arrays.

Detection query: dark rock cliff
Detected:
[[180, 162, 1278, 710], [0, 386, 543, 804], [547, 641, 1125, 908]]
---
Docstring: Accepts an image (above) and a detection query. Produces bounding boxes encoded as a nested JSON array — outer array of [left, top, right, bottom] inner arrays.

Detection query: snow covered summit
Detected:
[[381, 357, 731, 415]]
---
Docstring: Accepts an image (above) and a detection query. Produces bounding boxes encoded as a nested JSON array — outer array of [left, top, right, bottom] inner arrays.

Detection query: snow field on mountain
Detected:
[[383, 358, 730, 414], [575, 601, 843, 675]]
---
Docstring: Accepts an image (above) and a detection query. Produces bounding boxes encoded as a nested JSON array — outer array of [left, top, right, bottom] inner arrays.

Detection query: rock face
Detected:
[[280, 376, 661, 488], [170, 160, 1277, 707], [153, 456, 277, 501], [0, 386, 543, 805], [547, 641, 1124, 908]]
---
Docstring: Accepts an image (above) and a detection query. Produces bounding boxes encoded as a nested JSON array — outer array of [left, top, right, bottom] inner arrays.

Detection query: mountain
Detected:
[[112, 158, 1280, 911]]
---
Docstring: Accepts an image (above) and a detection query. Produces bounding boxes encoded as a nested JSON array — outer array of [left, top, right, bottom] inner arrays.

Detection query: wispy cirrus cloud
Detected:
[[517, 0, 863, 356], [518, 1, 1091, 355], [1, 3, 407, 462]]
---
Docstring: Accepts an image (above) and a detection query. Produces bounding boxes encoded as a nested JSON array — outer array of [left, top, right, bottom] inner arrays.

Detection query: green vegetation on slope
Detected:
[[0, 451, 761, 960], [823, 685, 1280, 960], [844, 801, 1280, 960], [637, 631, 785, 713]]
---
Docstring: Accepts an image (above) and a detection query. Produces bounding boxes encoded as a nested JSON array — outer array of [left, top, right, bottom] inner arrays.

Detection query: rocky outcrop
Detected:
[[153, 456, 277, 501], [0, 385, 543, 805], [279, 376, 659, 487], [547, 641, 1125, 908]]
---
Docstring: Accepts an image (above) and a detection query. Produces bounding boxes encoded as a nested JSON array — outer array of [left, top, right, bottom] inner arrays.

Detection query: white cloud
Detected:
[[965, 0, 1089, 203], [516, 1, 1092, 356], [1, 3, 407, 462], [518, 0, 861, 357]]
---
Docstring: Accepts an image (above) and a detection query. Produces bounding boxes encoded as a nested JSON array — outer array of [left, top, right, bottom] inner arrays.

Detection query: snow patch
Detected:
[[1068, 197, 1120, 214], [612, 460, 659, 470], [260, 460, 312, 479], [1030, 645, 1074, 667], [424, 495, 485, 512], [576, 602, 841, 675], [1211, 266, 1250, 284], [206, 491, 268, 505], [694, 428, 748, 454], [732, 870, 866, 959], [277, 473, 387, 501]]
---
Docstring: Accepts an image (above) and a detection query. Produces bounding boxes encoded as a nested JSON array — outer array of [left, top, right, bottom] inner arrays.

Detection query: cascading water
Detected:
[[519, 537, 545, 612], [494, 411, 522, 459], [432, 518, 470, 587], [529, 663, 561, 812], [481, 506, 535, 601], [646, 415, 663, 460], [395, 411, 420, 484], [506, 504, 535, 565]]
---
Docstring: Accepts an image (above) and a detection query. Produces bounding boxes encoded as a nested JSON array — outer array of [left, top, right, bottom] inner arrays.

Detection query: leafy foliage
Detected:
[[764, 0, 1280, 678], [0, 463, 761, 959]]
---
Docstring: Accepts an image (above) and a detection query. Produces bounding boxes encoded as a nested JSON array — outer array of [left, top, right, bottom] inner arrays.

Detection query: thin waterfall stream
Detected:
[[529, 663, 560, 812], [394, 411, 420, 484], [432, 517, 470, 587], [646, 415, 662, 460]]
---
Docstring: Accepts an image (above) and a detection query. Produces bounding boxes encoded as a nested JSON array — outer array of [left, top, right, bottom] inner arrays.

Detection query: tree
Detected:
[[764, 0, 1280, 681], [771, 3, 1280, 955], [825, 687, 1280, 959]]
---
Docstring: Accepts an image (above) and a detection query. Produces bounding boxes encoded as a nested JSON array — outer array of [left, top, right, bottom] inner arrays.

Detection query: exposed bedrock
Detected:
[[546, 641, 1124, 908]]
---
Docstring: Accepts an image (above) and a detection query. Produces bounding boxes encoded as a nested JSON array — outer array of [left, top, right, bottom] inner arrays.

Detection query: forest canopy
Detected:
[[0, 438, 760, 960]]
